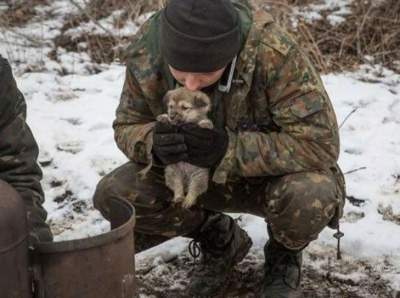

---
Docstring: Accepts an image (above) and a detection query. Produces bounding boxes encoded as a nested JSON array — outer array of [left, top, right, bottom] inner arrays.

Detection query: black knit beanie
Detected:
[[160, 0, 241, 72]]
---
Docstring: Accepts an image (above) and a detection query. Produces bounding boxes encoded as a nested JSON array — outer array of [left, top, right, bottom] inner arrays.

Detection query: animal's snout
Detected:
[[169, 112, 177, 119], [168, 112, 182, 125]]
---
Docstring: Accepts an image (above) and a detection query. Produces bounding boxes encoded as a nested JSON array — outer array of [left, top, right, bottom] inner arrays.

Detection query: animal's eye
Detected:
[[182, 106, 191, 111]]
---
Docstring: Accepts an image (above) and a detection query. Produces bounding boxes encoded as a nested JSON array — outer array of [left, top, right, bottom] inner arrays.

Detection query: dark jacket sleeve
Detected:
[[112, 15, 163, 166], [113, 63, 156, 165], [0, 57, 52, 243]]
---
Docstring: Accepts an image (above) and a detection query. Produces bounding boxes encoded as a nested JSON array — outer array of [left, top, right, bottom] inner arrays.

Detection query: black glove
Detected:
[[180, 123, 228, 168], [28, 227, 53, 248], [152, 121, 188, 165]]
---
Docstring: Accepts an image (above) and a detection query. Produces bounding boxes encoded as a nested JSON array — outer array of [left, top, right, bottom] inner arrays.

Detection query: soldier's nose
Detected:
[[185, 75, 201, 91]]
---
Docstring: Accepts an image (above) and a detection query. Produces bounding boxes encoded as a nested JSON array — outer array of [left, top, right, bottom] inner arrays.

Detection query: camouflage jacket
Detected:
[[0, 56, 52, 242], [114, 0, 344, 188]]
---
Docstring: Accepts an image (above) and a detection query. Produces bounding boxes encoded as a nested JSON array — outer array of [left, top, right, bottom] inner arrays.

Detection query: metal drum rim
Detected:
[[36, 198, 135, 254]]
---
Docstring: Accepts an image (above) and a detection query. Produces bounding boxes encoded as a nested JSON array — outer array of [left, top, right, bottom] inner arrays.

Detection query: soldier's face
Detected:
[[169, 66, 226, 91]]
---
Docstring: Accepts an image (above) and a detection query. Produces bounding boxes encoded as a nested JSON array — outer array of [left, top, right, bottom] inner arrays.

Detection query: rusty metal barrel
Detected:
[[0, 180, 32, 298], [34, 198, 136, 298]]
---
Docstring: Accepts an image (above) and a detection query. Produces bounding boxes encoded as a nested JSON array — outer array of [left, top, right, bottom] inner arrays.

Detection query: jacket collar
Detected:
[[235, 9, 275, 88]]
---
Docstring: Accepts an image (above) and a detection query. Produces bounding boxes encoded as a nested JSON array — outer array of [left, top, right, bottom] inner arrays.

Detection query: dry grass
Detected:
[[68, 0, 167, 30], [85, 0, 165, 21], [312, 0, 400, 73], [50, 0, 166, 64], [256, 0, 400, 73], [52, 34, 120, 64], [0, 0, 49, 27], [1, 0, 399, 73]]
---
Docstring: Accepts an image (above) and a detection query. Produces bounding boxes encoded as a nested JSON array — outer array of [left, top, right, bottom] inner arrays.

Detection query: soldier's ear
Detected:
[[194, 96, 210, 109]]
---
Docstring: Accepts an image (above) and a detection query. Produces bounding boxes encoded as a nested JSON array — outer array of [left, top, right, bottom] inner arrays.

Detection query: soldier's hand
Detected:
[[152, 121, 188, 165], [180, 123, 228, 168], [28, 226, 53, 249]]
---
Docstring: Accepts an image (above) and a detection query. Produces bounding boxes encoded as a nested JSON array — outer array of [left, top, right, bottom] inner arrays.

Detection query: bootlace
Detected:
[[189, 239, 202, 263], [188, 238, 224, 270]]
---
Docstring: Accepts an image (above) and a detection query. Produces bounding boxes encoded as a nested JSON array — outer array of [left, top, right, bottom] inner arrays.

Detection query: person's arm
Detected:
[[113, 62, 156, 165], [213, 42, 340, 183], [0, 57, 52, 243]]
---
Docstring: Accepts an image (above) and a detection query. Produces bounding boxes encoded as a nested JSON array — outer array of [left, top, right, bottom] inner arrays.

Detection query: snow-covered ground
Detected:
[[292, 0, 353, 25], [1, 0, 399, 296]]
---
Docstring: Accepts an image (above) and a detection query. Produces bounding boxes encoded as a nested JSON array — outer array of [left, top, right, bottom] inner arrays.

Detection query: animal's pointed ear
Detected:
[[194, 95, 209, 109], [162, 90, 171, 106]]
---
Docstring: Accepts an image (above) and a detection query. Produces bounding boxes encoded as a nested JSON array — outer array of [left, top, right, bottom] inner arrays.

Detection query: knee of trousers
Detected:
[[0, 180, 28, 251], [264, 171, 340, 250], [93, 162, 206, 237], [93, 175, 113, 220], [92, 162, 172, 221], [93, 162, 144, 220]]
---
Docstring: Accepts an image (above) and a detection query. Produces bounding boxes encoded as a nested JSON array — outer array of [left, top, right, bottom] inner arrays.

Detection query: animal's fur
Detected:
[[156, 87, 213, 209]]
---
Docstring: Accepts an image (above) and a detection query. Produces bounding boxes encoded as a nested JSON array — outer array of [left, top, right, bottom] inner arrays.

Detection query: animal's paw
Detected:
[[156, 114, 170, 123], [198, 119, 213, 129], [181, 196, 197, 209], [172, 196, 184, 204]]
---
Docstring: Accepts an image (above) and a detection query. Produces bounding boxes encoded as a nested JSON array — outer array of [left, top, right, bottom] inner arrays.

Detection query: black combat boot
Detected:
[[262, 235, 304, 298], [134, 233, 170, 253], [187, 211, 252, 297]]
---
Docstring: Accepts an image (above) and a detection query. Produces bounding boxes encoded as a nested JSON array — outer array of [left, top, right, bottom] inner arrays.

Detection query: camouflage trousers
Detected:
[[93, 162, 344, 250]]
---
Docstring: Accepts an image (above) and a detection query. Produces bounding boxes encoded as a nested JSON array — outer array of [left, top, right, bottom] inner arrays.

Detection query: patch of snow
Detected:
[[293, 0, 353, 26], [17, 62, 127, 240], [0, 0, 399, 291], [63, 10, 155, 38]]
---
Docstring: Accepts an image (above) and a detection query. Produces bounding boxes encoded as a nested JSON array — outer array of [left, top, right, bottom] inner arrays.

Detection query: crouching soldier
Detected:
[[93, 0, 346, 296], [0, 56, 52, 297]]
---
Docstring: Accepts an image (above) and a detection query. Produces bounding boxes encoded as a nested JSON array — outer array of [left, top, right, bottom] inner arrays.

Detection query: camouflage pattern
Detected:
[[94, 163, 207, 238], [0, 56, 52, 243], [94, 162, 341, 250], [104, 0, 346, 249]]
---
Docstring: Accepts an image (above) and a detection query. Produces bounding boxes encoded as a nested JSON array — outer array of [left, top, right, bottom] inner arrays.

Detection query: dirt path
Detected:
[[136, 249, 395, 298]]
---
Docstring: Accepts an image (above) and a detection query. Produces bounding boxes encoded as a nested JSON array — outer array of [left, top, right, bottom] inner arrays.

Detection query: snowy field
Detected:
[[1, 0, 399, 296]]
